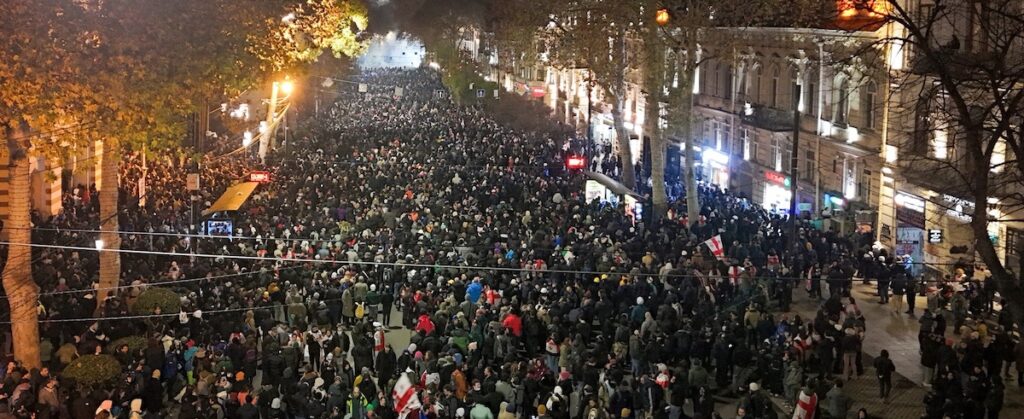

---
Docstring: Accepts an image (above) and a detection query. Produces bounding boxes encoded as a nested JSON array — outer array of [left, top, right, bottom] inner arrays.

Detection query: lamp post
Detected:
[[260, 78, 294, 164]]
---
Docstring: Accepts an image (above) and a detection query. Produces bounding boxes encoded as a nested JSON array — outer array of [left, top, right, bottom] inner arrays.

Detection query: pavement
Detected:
[[776, 282, 1024, 418]]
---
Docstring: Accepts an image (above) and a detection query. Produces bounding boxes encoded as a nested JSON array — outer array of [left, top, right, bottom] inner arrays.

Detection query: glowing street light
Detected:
[[655, 8, 671, 26], [243, 131, 253, 147], [95, 239, 105, 250], [281, 80, 295, 96]]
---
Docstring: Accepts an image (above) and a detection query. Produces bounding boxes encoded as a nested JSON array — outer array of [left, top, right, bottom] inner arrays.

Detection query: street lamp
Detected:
[[655, 8, 671, 26], [281, 80, 295, 96]]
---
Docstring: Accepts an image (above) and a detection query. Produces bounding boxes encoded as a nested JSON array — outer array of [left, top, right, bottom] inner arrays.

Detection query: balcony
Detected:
[[741, 104, 795, 132]]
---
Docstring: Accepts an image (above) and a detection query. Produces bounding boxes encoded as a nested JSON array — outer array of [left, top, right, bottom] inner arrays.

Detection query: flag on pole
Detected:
[[703, 235, 725, 261], [392, 373, 422, 419]]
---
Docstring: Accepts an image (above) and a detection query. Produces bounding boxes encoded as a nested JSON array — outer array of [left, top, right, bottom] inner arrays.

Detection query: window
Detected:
[[858, 169, 871, 199], [750, 140, 759, 163], [753, 66, 763, 103], [932, 127, 949, 159], [791, 69, 801, 111], [723, 65, 733, 99], [712, 64, 720, 97], [771, 66, 781, 108], [865, 81, 878, 129], [804, 150, 816, 181], [714, 121, 723, 150], [843, 157, 857, 199], [836, 78, 850, 124], [721, 122, 731, 151], [809, 82, 818, 114], [993, 138, 1007, 172], [772, 137, 782, 171], [741, 129, 751, 160], [782, 144, 792, 174], [1007, 228, 1023, 257], [735, 128, 746, 157]]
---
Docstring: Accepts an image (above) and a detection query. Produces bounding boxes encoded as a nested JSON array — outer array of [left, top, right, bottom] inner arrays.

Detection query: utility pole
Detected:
[[790, 84, 802, 248]]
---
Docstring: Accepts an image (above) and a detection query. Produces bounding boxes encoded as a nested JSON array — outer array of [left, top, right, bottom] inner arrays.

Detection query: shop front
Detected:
[[701, 146, 730, 188], [584, 171, 645, 223], [762, 170, 792, 213], [894, 191, 926, 277]]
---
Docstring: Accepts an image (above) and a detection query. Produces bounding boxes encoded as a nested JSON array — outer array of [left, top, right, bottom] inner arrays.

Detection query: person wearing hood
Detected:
[[825, 379, 852, 419]]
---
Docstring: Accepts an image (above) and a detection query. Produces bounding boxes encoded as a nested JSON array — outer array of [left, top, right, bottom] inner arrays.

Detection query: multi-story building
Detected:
[[482, 0, 1023, 274]]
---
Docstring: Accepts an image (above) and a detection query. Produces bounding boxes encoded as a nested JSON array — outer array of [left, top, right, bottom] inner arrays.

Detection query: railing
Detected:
[[741, 104, 795, 132]]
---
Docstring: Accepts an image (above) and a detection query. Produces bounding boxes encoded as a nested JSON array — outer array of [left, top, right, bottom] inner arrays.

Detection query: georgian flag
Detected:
[[792, 390, 817, 419], [392, 373, 422, 419], [703, 235, 726, 261]]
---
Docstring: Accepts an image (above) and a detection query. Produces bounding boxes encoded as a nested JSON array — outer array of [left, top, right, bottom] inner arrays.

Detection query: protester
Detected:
[[0, 68, 1014, 419]]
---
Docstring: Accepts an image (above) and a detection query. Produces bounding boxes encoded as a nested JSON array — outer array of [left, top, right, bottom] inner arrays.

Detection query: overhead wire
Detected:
[[0, 241, 967, 283]]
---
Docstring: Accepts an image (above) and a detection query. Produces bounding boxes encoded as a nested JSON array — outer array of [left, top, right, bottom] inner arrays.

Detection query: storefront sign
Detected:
[[928, 229, 943, 243], [249, 171, 272, 183], [895, 191, 926, 228], [764, 170, 790, 187], [584, 180, 607, 203], [941, 194, 974, 222]]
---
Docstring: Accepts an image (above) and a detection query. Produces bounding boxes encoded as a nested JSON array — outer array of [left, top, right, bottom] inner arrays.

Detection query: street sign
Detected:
[[249, 171, 271, 183], [476, 89, 485, 98], [186, 173, 200, 191], [928, 229, 943, 243]]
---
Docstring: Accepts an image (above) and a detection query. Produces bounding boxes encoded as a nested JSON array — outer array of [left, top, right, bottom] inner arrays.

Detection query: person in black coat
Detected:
[[377, 345, 397, 382]]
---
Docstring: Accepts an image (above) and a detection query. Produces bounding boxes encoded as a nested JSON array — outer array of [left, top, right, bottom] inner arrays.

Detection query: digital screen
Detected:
[[206, 219, 233, 236]]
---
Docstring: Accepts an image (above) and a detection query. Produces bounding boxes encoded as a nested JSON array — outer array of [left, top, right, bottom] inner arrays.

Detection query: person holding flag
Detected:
[[392, 372, 422, 419]]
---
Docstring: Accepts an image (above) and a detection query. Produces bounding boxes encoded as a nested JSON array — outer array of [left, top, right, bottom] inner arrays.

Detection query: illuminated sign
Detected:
[[928, 229, 943, 243], [895, 191, 925, 228], [530, 87, 546, 98], [566, 156, 586, 170], [941, 194, 974, 222], [894, 192, 925, 212], [249, 171, 271, 183], [764, 170, 790, 187], [701, 147, 729, 165]]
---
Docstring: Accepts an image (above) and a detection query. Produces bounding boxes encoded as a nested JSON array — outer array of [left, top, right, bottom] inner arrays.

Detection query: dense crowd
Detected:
[[0, 68, 1019, 419]]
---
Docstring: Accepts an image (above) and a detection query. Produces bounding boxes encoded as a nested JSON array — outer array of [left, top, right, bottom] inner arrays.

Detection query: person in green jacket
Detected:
[[469, 402, 494, 419]]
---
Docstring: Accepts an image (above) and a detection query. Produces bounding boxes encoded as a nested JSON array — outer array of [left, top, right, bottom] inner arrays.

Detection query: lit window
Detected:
[[932, 128, 948, 159], [742, 129, 751, 161], [865, 81, 877, 129], [993, 138, 1006, 172]]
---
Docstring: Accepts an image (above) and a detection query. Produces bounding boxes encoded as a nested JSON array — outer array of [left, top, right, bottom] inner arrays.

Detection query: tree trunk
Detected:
[[2, 143, 40, 369], [612, 100, 636, 189], [96, 138, 121, 314], [644, 25, 667, 220], [675, 64, 700, 224], [969, 157, 1024, 327]]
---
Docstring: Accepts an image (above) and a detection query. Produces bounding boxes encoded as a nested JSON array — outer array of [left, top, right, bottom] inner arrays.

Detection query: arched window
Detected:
[[753, 66, 763, 103], [723, 65, 733, 99], [771, 65, 781, 108], [836, 77, 850, 124], [864, 80, 878, 129]]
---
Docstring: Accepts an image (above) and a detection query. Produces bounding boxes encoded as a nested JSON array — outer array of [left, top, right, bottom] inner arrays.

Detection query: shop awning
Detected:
[[202, 182, 259, 216], [585, 171, 644, 200]]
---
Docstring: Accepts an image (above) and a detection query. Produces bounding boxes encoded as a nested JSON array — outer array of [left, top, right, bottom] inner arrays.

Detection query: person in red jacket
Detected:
[[502, 312, 522, 337], [415, 313, 435, 336]]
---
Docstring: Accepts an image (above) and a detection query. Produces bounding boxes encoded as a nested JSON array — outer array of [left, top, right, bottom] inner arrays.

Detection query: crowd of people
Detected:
[[0, 68, 1019, 419]]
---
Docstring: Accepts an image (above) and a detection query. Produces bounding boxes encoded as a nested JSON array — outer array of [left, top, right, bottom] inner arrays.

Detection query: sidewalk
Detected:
[[777, 282, 1024, 417]]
